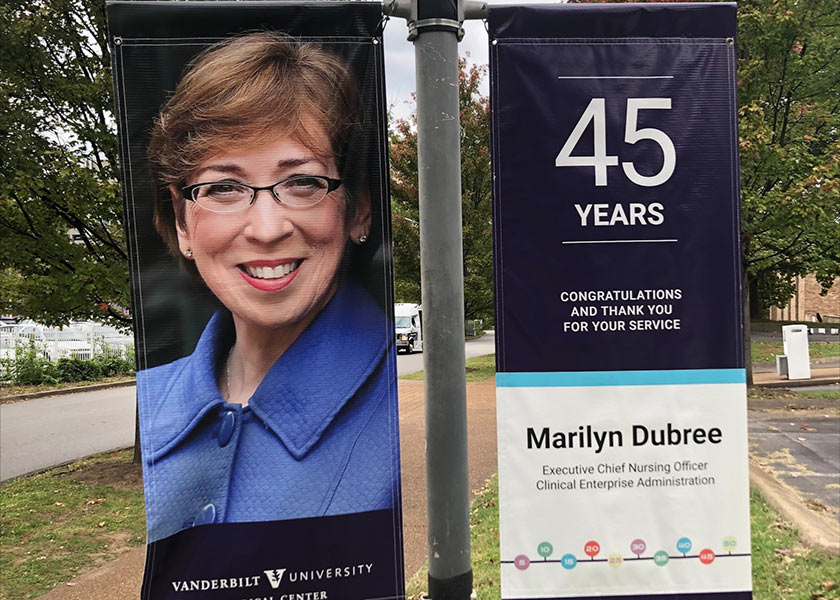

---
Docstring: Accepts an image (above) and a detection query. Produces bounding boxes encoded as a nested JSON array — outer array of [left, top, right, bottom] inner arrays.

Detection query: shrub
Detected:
[[11, 341, 58, 385], [56, 357, 103, 382], [92, 354, 135, 377]]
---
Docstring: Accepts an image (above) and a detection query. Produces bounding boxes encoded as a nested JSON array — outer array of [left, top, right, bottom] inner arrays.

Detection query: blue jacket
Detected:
[[137, 283, 401, 542]]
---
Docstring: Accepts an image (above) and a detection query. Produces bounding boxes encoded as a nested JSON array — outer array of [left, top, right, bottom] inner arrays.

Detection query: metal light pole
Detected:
[[383, 0, 486, 597]]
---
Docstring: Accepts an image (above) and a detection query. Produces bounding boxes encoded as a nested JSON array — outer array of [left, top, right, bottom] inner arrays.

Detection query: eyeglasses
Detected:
[[180, 175, 343, 213]]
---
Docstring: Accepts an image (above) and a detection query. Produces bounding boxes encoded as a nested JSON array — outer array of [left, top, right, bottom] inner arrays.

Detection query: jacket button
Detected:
[[193, 503, 216, 527], [218, 411, 236, 447]]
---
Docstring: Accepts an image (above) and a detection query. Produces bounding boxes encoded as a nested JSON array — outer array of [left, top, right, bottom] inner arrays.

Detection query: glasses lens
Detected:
[[193, 183, 252, 212], [274, 176, 330, 207]]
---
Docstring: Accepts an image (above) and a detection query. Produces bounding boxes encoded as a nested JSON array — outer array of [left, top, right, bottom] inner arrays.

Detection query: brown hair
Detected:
[[147, 32, 362, 272]]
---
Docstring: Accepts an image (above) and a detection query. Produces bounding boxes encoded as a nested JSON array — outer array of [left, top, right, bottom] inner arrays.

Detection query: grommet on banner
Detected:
[[113, 36, 122, 46], [726, 37, 734, 45], [491, 39, 498, 46]]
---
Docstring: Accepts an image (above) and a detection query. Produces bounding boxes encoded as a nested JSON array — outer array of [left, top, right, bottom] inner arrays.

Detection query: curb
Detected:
[[752, 378, 840, 389], [748, 458, 840, 554], [1, 380, 137, 402]]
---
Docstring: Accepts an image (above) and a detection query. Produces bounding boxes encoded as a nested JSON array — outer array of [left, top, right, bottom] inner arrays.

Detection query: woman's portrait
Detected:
[[135, 31, 400, 543]]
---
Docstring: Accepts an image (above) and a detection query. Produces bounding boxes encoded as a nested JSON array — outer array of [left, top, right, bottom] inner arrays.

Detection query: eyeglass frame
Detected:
[[179, 175, 344, 213]]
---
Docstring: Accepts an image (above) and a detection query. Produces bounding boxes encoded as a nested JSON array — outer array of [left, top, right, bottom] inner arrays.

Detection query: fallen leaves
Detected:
[[775, 547, 795, 563]]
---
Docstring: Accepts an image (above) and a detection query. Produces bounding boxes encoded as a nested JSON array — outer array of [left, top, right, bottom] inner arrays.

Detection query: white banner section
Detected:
[[497, 375, 752, 599]]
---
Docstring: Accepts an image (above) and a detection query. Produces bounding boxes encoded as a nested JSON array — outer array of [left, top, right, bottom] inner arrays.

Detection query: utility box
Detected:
[[782, 325, 811, 380], [775, 355, 788, 377]]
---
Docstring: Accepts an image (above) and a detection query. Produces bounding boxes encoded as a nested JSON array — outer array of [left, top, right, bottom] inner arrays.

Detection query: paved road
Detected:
[[0, 387, 137, 481], [0, 333, 497, 482], [396, 329, 496, 375], [748, 386, 840, 552]]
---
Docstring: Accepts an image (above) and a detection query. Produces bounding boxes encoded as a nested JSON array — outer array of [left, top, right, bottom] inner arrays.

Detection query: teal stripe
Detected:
[[496, 369, 746, 387]]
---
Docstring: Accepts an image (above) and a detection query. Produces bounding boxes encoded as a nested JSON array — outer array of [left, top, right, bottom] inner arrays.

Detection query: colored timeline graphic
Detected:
[[505, 536, 748, 571]]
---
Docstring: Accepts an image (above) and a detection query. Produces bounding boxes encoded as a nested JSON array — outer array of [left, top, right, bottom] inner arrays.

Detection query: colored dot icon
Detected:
[[699, 549, 715, 565], [584, 540, 600, 558], [630, 538, 646, 557], [537, 542, 553, 559], [560, 553, 577, 570], [653, 551, 669, 567], [608, 553, 623, 568], [676, 537, 692, 555], [514, 554, 530, 570], [723, 536, 737, 553]]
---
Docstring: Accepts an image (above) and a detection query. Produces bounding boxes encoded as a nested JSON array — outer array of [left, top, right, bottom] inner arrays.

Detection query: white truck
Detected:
[[394, 303, 423, 354]]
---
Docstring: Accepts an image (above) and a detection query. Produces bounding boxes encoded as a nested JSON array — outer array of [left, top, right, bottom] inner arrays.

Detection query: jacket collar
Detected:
[[151, 282, 391, 460]]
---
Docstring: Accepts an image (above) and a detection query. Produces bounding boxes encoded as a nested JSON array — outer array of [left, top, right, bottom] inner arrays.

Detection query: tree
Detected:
[[565, 0, 839, 385], [738, 0, 840, 317], [0, 0, 129, 329], [389, 60, 494, 322]]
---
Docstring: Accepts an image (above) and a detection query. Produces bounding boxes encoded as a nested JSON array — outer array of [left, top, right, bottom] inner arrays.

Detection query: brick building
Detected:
[[769, 275, 840, 323]]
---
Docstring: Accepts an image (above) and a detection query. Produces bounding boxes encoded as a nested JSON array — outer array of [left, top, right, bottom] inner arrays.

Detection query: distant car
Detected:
[[394, 303, 423, 354]]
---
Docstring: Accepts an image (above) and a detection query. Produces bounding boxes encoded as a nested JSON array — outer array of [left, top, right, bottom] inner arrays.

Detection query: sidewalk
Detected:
[[752, 358, 840, 388]]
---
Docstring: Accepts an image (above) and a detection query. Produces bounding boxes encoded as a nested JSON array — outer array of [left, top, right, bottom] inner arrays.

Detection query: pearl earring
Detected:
[[184, 248, 193, 258], [359, 235, 368, 243]]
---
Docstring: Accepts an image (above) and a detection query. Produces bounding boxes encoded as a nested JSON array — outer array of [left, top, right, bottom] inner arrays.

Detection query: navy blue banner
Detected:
[[108, 2, 404, 599], [490, 5, 751, 600], [490, 3, 743, 374], [143, 511, 403, 599]]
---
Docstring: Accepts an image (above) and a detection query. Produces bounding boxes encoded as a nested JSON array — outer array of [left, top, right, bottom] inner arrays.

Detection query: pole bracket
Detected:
[[383, 0, 487, 41], [408, 17, 463, 41]]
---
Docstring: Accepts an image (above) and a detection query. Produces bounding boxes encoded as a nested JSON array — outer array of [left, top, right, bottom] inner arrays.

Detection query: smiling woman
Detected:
[[135, 31, 400, 544]]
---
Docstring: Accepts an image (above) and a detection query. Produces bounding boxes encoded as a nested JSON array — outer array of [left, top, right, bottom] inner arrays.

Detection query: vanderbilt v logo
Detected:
[[263, 569, 287, 589]]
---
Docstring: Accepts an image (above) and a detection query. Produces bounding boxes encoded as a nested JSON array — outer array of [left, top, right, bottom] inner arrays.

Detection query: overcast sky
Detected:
[[382, 1, 554, 122]]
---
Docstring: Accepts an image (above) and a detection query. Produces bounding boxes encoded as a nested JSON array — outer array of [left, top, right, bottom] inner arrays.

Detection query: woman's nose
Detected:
[[242, 189, 294, 243]]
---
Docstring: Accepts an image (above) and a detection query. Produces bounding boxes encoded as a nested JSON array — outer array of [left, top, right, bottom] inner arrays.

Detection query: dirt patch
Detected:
[[71, 459, 143, 492], [749, 387, 838, 411], [89, 530, 137, 563]]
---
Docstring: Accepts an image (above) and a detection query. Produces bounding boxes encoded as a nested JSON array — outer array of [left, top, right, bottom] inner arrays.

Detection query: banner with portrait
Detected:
[[489, 4, 751, 600], [107, 2, 404, 598]]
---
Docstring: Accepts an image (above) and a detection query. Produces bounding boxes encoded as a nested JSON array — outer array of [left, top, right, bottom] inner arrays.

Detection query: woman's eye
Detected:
[[206, 183, 241, 196], [195, 183, 248, 203], [283, 177, 326, 194]]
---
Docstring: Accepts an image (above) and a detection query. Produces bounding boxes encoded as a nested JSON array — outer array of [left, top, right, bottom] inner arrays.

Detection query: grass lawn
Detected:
[[0, 449, 145, 600], [2, 385, 836, 599], [406, 476, 840, 600], [400, 353, 496, 382], [749, 386, 840, 405], [751, 341, 839, 363]]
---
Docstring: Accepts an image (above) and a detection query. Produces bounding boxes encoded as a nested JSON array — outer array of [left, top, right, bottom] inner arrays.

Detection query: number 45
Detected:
[[555, 98, 676, 187]]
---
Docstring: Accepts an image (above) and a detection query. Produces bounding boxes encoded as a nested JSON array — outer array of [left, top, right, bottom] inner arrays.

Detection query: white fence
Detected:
[[0, 321, 134, 361]]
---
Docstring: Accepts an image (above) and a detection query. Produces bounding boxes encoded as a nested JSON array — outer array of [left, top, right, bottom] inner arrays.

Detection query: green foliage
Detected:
[[390, 60, 494, 321], [4, 340, 58, 385], [1, 341, 134, 385], [91, 353, 134, 377], [738, 0, 840, 311], [0, 0, 130, 329], [55, 357, 100, 382]]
